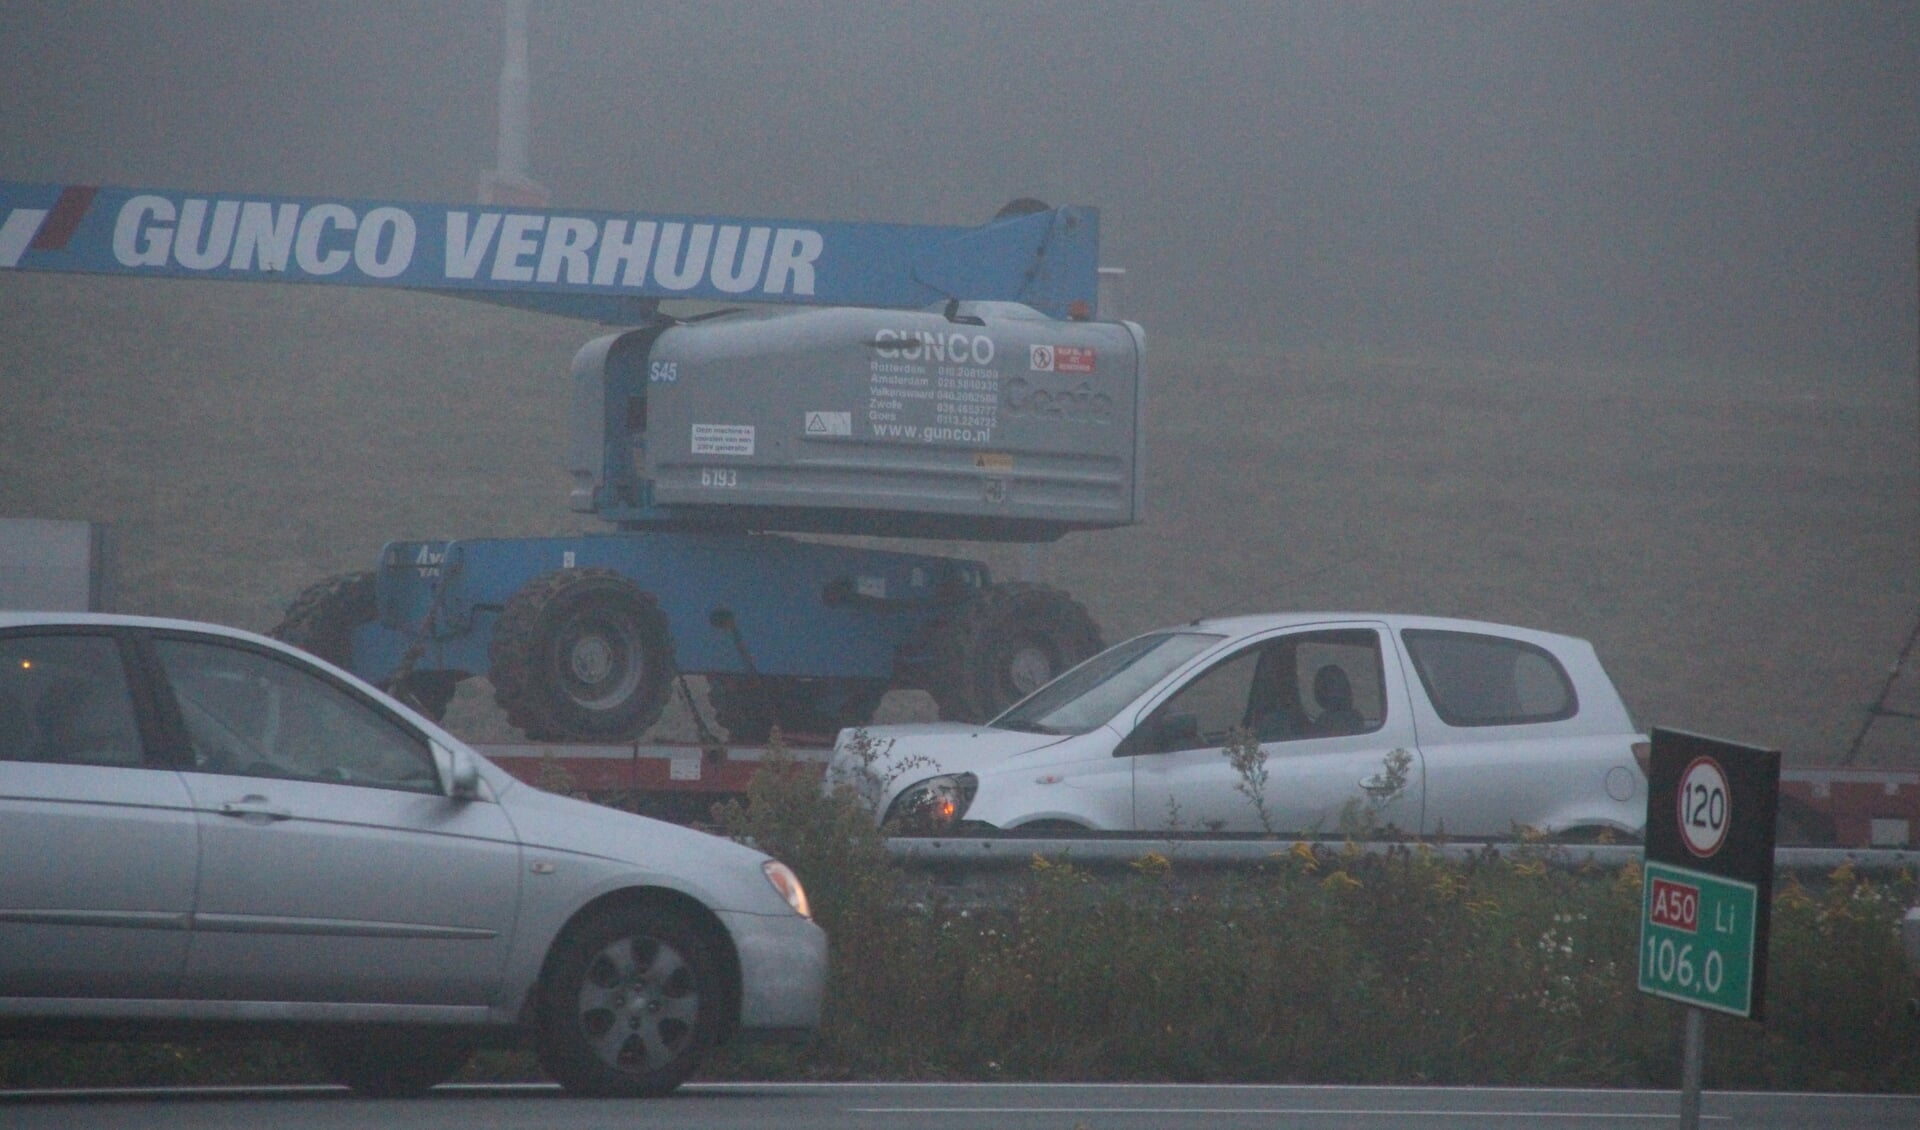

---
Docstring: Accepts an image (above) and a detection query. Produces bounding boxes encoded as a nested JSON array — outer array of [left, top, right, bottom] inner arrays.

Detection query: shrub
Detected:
[[703, 740, 1920, 1089], [6, 743, 1917, 1092]]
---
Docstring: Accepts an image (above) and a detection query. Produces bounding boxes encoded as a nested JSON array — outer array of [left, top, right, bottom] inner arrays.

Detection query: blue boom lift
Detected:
[[1, 182, 1146, 739]]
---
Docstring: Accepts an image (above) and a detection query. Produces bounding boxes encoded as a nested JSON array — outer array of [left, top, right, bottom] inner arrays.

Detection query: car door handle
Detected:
[[218, 795, 292, 821], [1359, 749, 1416, 798], [1359, 774, 1403, 798]]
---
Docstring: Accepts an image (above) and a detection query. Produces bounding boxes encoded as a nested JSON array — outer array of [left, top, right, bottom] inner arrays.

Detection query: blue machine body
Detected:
[[357, 532, 984, 687]]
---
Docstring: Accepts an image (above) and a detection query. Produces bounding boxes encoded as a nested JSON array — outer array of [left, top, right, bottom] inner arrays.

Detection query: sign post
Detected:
[[1637, 727, 1780, 1129]]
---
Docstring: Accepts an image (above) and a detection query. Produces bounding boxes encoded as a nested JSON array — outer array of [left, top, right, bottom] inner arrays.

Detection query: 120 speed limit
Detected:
[[1677, 756, 1730, 858]]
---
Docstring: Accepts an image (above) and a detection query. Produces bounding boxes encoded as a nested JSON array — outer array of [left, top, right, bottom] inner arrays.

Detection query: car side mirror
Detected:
[[435, 741, 483, 801]]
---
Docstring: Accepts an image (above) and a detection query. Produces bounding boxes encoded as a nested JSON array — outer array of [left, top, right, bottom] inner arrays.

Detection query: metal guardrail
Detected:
[[883, 837, 1920, 874]]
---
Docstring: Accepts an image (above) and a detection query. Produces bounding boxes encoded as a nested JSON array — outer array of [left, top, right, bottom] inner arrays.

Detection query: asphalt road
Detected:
[[4, 1082, 1919, 1129]]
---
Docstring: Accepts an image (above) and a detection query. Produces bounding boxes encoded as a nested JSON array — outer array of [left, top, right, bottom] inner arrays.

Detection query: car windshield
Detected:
[[991, 631, 1226, 735]]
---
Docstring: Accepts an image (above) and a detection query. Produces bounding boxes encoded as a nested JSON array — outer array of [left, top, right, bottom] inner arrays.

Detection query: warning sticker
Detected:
[[1030, 344, 1095, 373], [1054, 346, 1096, 374], [691, 424, 755, 456], [805, 411, 853, 437]]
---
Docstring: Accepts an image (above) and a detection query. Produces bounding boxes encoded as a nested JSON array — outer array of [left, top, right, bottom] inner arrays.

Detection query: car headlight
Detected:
[[762, 860, 812, 920], [884, 773, 978, 833]]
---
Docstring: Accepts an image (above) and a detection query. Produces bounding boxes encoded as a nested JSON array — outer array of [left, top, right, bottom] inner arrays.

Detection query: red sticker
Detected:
[[1054, 346, 1095, 374]]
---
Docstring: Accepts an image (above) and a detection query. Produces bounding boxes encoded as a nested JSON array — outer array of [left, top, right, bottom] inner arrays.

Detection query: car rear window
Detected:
[[1401, 629, 1578, 727], [0, 633, 145, 767]]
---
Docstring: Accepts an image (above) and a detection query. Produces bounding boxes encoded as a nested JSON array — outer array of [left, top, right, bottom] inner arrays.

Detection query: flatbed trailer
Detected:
[[1779, 765, 1920, 848], [474, 738, 831, 794]]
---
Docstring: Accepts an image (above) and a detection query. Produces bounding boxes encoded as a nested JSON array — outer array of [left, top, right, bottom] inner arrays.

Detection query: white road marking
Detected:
[[848, 1108, 1730, 1121]]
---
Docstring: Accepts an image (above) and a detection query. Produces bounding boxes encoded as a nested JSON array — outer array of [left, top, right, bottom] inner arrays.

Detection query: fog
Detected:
[[1, 0, 1914, 371]]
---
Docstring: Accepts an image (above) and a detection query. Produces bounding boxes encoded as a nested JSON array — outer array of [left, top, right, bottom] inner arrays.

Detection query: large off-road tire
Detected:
[[536, 905, 725, 1098], [707, 675, 888, 744], [489, 568, 674, 741], [271, 570, 461, 722], [913, 582, 1103, 723], [390, 670, 461, 721], [271, 571, 376, 668], [311, 1027, 473, 1098]]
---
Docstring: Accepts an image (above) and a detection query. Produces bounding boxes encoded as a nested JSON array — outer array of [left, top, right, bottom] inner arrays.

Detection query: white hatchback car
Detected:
[[0, 612, 825, 1097], [838, 613, 1648, 839]]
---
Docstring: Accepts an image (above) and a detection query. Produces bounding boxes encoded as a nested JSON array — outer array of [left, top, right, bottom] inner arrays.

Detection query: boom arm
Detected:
[[0, 181, 1100, 321]]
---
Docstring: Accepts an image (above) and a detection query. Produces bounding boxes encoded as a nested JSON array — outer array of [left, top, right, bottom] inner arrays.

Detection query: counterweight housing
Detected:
[[570, 302, 1146, 541]]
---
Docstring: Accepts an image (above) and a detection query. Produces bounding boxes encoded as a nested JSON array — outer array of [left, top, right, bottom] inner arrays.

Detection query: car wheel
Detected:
[[708, 675, 887, 744], [536, 905, 724, 1097], [912, 582, 1103, 723], [490, 568, 675, 740], [311, 1028, 472, 1098]]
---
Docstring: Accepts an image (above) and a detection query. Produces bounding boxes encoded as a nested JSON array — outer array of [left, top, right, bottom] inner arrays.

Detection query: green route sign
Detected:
[[1638, 728, 1779, 1021], [1638, 860, 1760, 1015]]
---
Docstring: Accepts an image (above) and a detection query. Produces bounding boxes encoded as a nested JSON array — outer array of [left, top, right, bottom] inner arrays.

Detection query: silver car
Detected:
[[0, 611, 825, 1097], [839, 613, 1648, 839]]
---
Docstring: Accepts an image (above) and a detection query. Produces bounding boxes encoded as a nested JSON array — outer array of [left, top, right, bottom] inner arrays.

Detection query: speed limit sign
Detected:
[[1640, 728, 1779, 1020], [1677, 756, 1731, 858]]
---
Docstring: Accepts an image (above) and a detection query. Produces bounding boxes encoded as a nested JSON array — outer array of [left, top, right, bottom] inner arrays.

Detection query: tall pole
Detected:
[[478, 0, 548, 207], [498, 0, 531, 183]]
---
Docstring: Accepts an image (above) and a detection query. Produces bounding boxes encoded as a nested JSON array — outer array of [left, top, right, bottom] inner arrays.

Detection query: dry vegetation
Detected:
[[2, 272, 1915, 764]]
